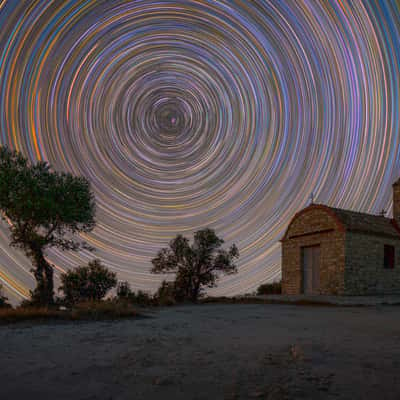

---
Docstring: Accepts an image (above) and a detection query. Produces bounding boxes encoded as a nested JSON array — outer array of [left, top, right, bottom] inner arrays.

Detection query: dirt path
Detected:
[[1, 304, 400, 399]]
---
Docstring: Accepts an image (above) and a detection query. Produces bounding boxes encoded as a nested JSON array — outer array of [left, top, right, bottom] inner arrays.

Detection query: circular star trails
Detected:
[[0, 1, 399, 302]]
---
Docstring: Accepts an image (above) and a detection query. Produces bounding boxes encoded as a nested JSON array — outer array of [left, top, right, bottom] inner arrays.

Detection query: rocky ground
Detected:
[[1, 303, 400, 399]]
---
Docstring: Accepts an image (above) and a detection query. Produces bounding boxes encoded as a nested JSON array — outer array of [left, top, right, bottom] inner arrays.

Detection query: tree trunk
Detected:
[[30, 246, 54, 306]]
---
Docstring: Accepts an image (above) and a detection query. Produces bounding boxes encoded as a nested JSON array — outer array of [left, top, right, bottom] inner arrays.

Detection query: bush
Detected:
[[256, 281, 282, 295], [0, 284, 11, 309], [59, 259, 117, 305], [130, 290, 154, 306], [117, 281, 132, 299], [116, 281, 154, 306], [117, 280, 184, 307], [153, 280, 179, 306]]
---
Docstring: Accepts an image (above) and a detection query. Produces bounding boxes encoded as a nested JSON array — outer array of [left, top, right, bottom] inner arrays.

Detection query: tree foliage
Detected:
[[151, 228, 239, 302], [59, 259, 117, 304], [0, 146, 96, 305]]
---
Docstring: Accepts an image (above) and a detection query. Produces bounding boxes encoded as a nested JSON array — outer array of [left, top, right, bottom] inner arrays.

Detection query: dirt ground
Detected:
[[1, 304, 400, 400]]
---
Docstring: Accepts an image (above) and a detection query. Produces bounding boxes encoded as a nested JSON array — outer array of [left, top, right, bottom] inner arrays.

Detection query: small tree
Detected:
[[0, 146, 95, 306], [151, 228, 239, 302], [59, 259, 117, 304]]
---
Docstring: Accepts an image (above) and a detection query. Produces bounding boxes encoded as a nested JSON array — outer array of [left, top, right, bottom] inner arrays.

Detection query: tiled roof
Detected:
[[322, 205, 400, 239]]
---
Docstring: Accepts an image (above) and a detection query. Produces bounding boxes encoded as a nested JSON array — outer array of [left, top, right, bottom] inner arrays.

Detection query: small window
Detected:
[[384, 245, 395, 269]]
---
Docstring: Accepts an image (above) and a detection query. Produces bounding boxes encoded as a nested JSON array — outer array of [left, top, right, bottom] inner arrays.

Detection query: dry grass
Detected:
[[0, 300, 139, 324]]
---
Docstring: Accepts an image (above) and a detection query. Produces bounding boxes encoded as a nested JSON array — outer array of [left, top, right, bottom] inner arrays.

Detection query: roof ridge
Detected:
[[314, 204, 389, 219]]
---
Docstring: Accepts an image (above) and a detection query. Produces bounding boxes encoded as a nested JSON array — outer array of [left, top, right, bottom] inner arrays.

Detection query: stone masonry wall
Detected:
[[344, 232, 400, 295], [282, 208, 346, 295]]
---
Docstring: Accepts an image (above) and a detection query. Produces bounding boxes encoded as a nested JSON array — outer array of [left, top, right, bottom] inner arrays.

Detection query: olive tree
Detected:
[[151, 228, 239, 302], [0, 146, 95, 305]]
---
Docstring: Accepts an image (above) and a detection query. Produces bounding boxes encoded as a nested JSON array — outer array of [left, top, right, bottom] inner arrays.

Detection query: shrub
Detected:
[[154, 280, 178, 306], [256, 281, 282, 295], [130, 290, 153, 306], [116, 281, 153, 306], [59, 259, 117, 305], [117, 281, 132, 298], [0, 284, 11, 309]]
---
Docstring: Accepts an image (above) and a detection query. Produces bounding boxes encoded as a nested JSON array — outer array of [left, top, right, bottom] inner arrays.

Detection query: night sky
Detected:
[[0, 0, 399, 302]]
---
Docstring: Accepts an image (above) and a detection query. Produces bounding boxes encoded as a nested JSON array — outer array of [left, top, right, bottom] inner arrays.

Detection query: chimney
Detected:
[[393, 178, 400, 223]]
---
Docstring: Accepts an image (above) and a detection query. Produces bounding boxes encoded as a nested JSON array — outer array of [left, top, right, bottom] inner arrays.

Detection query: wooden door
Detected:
[[301, 245, 320, 294]]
